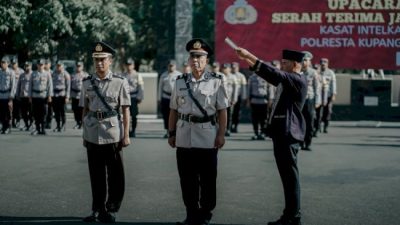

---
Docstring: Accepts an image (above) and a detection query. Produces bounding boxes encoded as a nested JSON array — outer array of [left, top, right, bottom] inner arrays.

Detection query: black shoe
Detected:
[[251, 135, 258, 140], [97, 211, 116, 223], [199, 219, 210, 225], [82, 211, 98, 222], [45, 123, 51, 129], [129, 132, 135, 137], [163, 133, 169, 138], [268, 216, 301, 225], [323, 129, 328, 133], [1, 128, 10, 134], [301, 146, 312, 151], [176, 218, 196, 225], [73, 124, 79, 129], [257, 134, 265, 140], [225, 131, 230, 137]]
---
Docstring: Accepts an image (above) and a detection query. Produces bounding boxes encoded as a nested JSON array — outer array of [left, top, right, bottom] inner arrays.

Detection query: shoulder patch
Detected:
[[210, 72, 222, 79], [83, 75, 92, 81]]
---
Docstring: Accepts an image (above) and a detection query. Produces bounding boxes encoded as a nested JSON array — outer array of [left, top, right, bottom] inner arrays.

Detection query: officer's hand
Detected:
[[214, 134, 225, 149], [315, 104, 321, 108], [235, 47, 251, 60], [48, 97, 52, 103], [65, 97, 69, 104], [122, 137, 130, 147], [137, 99, 142, 104], [8, 99, 13, 109], [331, 95, 336, 102], [168, 136, 176, 148]]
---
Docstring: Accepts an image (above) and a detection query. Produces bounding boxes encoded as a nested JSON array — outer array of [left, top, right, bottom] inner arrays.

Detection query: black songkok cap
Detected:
[[282, 49, 305, 63]]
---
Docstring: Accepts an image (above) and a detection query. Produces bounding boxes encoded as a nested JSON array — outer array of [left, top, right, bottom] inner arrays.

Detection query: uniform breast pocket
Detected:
[[200, 88, 215, 106], [105, 91, 118, 104], [177, 92, 189, 107]]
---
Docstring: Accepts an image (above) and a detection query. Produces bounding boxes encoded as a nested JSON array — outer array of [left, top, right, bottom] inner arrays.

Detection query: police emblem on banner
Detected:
[[224, 0, 257, 25]]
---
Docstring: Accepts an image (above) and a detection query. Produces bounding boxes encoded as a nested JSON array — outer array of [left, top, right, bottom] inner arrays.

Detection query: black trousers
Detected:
[[322, 97, 334, 130], [86, 142, 125, 213], [272, 136, 301, 219], [161, 97, 170, 130], [52, 96, 66, 127], [129, 98, 139, 133], [0, 99, 11, 131], [231, 98, 242, 130], [12, 98, 21, 124], [176, 147, 218, 221], [301, 99, 315, 147], [45, 101, 53, 126], [32, 98, 47, 130], [250, 103, 268, 135], [71, 98, 83, 125], [20, 98, 33, 127], [226, 106, 232, 133]]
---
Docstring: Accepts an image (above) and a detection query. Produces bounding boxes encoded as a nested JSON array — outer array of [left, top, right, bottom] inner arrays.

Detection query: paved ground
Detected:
[[0, 118, 399, 225]]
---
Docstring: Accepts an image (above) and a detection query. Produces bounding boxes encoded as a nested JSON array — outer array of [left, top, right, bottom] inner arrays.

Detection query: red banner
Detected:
[[215, 0, 400, 69]]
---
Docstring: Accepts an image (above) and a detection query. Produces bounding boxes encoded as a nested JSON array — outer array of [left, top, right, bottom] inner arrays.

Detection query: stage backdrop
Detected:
[[215, 0, 400, 69]]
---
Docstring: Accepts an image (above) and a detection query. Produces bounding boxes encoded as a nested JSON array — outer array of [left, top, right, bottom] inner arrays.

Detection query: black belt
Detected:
[[178, 113, 215, 123], [32, 89, 44, 93], [54, 89, 65, 93], [0, 89, 10, 93], [250, 94, 267, 99], [87, 110, 119, 120], [71, 88, 81, 92], [130, 90, 138, 95], [163, 90, 171, 96]]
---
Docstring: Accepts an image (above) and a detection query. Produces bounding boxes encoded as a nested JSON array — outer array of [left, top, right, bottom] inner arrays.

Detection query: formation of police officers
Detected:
[[0, 39, 337, 225]]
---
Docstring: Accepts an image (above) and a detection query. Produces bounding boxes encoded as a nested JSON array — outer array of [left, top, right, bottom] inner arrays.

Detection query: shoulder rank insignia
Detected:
[[112, 74, 124, 79], [83, 75, 92, 81]]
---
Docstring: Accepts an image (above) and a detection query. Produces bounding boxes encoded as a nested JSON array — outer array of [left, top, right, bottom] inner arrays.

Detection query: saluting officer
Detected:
[[16, 61, 34, 131], [0, 56, 16, 134], [70, 61, 88, 129], [221, 63, 238, 137], [300, 51, 321, 151], [230, 62, 247, 133], [10, 58, 24, 128], [247, 72, 274, 140], [158, 59, 181, 138], [29, 59, 53, 135], [168, 38, 228, 225], [235, 48, 307, 225], [122, 58, 144, 137], [51, 61, 70, 132], [80, 41, 131, 223]]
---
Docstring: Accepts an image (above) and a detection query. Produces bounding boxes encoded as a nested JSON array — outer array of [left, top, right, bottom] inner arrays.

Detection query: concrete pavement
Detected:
[[0, 118, 399, 225]]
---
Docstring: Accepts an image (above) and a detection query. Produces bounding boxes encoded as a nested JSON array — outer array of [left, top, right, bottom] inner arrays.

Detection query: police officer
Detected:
[[235, 47, 307, 225], [221, 63, 238, 137], [0, 56, 16, 134], [51, 61, 71, 132], [319, 58, 336, 133], [44, 58, 53, 129], [80, 41, 131, 223], [122, 58, 144, 137], [247, 72, 274, 140], [158, 59, 181, 138], [29, 59, 53, 135], [71, 61, 88, 129], [11, 58, 24, 128], [300, 51, 321, 151], [168, 38, 228, 225], [230, 62, 247, 133], [210, 62, 224, 77], [182, 61, 191, 74], [16, 61, 34, 131]]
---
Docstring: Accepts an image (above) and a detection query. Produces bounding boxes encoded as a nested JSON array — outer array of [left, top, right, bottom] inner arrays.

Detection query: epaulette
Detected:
[[112, 74, 124, 79], [210, 72, 222, 79], [176, 73, 188, 80], [83, 75, 92, 81]]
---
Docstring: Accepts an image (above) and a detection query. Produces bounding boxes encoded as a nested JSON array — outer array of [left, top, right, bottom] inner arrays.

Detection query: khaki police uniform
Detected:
[[51, 67, 71, 131], [222, 70, 238, 136], [317, 66, 336, 133], [29, 69, 53, 135], [122, 70, 144, 137], [11, 65, 24, 128], [0, 63, 16, 134], [231, 65, 247, 132], [169, 38, 229, 225], [16, 64, 33, 130], [248, 72, 274, 139], [80, 41, 131, 219], [71, 69, 88, 128], [158, 69, 181, 131]]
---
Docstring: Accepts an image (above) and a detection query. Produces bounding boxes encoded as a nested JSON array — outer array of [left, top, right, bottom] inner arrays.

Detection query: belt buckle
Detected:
[[97, 111, 103, 120], [188, 114, 193, 123]]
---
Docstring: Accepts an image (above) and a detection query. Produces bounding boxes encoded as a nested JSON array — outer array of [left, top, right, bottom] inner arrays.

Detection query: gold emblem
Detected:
[[193, 41, 201, 49], [95, 44, 103, 52]]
